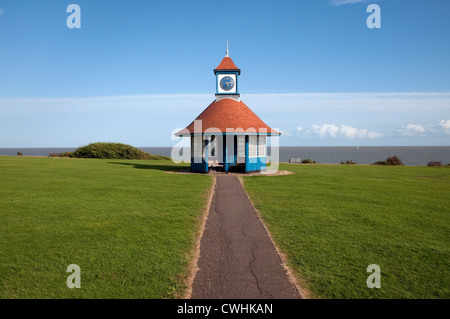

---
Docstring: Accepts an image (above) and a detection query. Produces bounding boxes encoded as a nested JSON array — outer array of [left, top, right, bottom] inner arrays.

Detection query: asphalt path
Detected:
[[191, 175, 301, 299]]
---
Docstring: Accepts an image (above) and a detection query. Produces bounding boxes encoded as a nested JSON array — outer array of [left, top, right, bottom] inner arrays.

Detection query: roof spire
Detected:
[[225, 39, 229, 57]]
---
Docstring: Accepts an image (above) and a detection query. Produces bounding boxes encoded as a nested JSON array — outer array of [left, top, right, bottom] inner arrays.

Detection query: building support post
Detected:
[[203, 135, 209, 173], [224, 142, 229, 173], [245, 135, 249, 173], [190, 136, 194, 172]]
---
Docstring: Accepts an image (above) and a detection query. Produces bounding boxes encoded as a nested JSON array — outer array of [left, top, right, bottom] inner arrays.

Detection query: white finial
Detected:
[[226, 39, 229, 57]]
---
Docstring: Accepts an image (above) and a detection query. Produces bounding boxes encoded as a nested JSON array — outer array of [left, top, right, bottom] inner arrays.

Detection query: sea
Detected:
[[1, 146, 450, 166]]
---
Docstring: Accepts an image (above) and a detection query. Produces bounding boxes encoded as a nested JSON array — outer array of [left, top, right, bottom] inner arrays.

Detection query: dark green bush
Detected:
[[17, 152, 23, 156], [49, 152, 73, 158], [340, 160, 356, 165], [146, 154, 172, 160], [386, 156, 404, 166], [302, 159, 313, 164], [373, 156, 404, 166], [72, 142, 171, 160], [73, 142, 142, 159], [373, 160, 389, 166]]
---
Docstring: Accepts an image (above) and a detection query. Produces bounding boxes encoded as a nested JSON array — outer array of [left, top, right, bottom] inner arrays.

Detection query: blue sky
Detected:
[[0, 0, 449, 147]]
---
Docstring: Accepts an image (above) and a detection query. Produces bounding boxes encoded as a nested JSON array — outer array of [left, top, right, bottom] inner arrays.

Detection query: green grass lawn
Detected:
[[0, 157, 212, 298], [2, 157, 449, 299], [243, 164, 450, 299]]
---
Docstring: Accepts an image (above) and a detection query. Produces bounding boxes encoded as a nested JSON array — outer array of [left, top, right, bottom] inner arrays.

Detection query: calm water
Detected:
[[1, 146, 449, 166], [274, 146, 450, 166]]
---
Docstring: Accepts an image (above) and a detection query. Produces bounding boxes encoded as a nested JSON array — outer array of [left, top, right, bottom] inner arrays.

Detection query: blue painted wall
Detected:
[[190, 134, 267, 173]]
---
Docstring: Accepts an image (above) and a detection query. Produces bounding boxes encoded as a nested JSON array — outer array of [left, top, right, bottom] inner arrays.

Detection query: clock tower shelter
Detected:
[[176, 44, 281, 174]]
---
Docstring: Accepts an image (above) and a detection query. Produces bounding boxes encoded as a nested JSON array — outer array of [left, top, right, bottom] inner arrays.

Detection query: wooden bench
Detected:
[[427, 161, 441, 167]]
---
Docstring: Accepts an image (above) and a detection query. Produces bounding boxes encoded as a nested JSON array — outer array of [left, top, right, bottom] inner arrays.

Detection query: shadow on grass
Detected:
[[107, 162, 188, 172]]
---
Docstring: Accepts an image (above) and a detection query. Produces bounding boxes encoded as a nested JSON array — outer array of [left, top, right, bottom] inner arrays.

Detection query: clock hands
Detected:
[[220, 76, 234, 91]]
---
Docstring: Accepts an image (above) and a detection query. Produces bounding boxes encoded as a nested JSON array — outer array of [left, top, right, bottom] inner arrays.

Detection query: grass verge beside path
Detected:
[[243, 164, 450, 298], [0, 157, 212, 298]]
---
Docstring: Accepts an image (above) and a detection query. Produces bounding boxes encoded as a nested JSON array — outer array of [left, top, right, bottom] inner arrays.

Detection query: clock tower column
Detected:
[[213, 42, 241, 101]]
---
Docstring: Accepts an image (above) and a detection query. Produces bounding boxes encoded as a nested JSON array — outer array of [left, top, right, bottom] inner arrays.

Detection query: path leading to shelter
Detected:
[[191, 175, 301, 299]]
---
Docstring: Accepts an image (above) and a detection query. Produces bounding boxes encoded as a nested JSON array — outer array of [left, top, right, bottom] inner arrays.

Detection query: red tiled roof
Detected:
[[214, 57, 241, 74], [176, 99, 280, 135]]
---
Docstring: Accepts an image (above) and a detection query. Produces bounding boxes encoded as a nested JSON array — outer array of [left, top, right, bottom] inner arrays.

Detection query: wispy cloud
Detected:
[[0, 8, 4, 16], [405, 123, 426, 133], [398, 121, 450, 137], [279, 130, 292, 137], [398, 123, 426, 136], [438, 120, 450, 134], [304, 124, 383, 139], [329, 0, 372, 6]]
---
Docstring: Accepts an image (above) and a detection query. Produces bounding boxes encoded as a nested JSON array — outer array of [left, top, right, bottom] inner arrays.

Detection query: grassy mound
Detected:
[[72, 142, 170, 160]]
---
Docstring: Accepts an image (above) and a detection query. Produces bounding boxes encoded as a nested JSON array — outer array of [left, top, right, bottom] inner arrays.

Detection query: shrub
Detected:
[[138, 153, 171, 160], [302, 159, 313, 164], [73, 142, 142, 159], [49, 152, 73, 158], [340, 160, 357, 165], [386, 156, 404, 166], [373, 156, 404, 166], [72, 142, 171, 160], [373, 160, 389, 166], [17, 152, 23, 156]]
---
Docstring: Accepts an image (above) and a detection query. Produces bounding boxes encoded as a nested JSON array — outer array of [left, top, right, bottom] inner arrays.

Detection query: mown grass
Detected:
[[0, 157, 212, 298], [243, 164, 450, 299]]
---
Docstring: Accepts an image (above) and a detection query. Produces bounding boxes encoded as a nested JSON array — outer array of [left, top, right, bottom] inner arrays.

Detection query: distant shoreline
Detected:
[[1, 146, 450, 166]]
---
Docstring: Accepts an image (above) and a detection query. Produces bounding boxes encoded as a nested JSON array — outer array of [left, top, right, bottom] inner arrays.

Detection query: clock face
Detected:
[[219, 76, 235, 91]]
